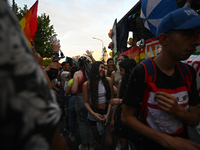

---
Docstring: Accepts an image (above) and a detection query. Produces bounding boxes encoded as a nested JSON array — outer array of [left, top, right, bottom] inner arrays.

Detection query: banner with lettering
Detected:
[[139, 37, 161, 62], [119, 37, 161, 63]]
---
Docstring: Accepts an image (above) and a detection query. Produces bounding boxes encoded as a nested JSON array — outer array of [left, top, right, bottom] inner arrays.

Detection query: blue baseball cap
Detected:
[[156, 7, 200, 38]]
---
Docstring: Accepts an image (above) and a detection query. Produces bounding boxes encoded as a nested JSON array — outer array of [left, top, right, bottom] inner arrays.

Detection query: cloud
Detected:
[[8, 0, 138, 57]]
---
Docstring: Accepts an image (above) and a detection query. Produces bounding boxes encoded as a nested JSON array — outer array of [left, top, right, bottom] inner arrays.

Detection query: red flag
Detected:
[[19, 1, 38, 46]]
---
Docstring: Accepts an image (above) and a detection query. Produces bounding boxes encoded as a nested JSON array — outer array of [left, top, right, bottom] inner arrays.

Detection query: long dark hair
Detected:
[[119, 54, 129, 59], [89, 61, 111, 108], [70, 65, 79, 78], [78, 56, 91, 80], [119, 59, 137, 98]]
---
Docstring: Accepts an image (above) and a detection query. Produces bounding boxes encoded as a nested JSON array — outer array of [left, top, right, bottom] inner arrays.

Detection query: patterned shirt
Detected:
[[0, 1, 61, 149]]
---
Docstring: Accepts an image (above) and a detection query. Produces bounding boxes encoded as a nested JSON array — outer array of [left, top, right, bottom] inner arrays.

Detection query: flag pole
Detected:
[[12, 0, 15, 12]]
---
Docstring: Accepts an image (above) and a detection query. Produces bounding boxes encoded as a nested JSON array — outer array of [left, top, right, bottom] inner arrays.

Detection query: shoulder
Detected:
[[119, 79, 122, 84], [180, 63, 196, 78], [111, 71, 115, 78], [111, 70, 115, 75], [136, 62, 146, 69], [118, 80, 122, 88], [61, 71, 68, 79], [185, 63, 196, 72], [126, 63, 146, 85], [69, 78, 73, 83], [61, 71, 69, 75], [68, 79, 73, 86], [185, 63, 197, 82], [74, 70, 81, 76], [83, 81, 89, 90], [106, 77, 111, 82], [83, 80, 88, 86], [77, 70, 83, 76], [72, 71, 80, 82], [130, 63, 145, 76], [106, 77, 112, 86]]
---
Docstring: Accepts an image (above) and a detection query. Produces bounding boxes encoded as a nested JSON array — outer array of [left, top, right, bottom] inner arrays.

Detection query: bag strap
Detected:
[[177, 62, 192, 93], [141, 58, 157, 83], [139, 58, 157, 120]]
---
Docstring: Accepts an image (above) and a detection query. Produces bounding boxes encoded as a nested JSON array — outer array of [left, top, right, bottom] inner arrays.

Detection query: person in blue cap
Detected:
[[121, 7, 200, 150]]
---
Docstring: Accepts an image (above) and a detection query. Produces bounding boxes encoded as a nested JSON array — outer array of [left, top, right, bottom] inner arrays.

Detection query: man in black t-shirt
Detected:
[[121, 7, 200, 150]]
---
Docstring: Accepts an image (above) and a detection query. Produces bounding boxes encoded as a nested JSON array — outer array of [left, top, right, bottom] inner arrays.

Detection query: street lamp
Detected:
[[93, 37, 105, 63]]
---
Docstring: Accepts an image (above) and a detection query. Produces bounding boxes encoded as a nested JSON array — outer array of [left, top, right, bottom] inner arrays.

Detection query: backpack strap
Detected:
[[141, 58, 157, 83], [139, 58, 157, 120], [177, 62, 192, 93]]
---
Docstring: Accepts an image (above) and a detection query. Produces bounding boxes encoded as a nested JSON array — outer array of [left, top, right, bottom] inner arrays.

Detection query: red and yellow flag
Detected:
[[19, 1, 38, 46]]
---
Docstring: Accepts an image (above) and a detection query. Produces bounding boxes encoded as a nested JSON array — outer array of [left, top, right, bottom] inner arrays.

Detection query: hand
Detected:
[[56, 81, 61, 87], [86, 50, 92, 58], [113, 86, 118, 94], [93, 113, 104, 122], [162, 136, 200, 150], [32, 46, 43, 66], [51, 39, 60, 52], [110, 119, 114, 131], [103, 114, 109, 126], [31, 46, 36, 53], [110, 98, 120, 106], [155, 92, 183, 116]]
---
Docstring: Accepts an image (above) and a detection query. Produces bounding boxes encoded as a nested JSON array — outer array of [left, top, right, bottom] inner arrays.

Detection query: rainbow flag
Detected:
[[19, 1, 38, 46], [119, 46, 140, 63], [119, 37, 161, 63], [139, 37, 161, 62]]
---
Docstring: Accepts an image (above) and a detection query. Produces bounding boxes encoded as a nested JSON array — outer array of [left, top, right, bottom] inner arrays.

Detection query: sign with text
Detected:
[[140, 37, 161, 62]]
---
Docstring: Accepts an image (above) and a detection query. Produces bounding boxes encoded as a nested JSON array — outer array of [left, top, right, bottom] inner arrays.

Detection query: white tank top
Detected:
[[98, 80, 107, 105], [88, 80, 107, 121], [89, 80, 107, 105]]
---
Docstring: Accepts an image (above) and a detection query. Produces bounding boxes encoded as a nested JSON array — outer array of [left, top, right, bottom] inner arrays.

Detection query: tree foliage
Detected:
[[13, 3, 57, 58], [43, 58, 52, 67], [35, 14, 57, 58], [12, 3, 28, 19]]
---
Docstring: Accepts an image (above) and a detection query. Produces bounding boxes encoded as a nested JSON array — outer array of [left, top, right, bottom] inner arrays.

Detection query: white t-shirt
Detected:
[[61, 71, 70, 90], [183, 46, 200, 135]]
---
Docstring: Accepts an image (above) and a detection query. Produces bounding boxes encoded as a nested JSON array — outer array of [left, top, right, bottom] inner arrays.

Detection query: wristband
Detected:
[[51, 51, 59, 62]]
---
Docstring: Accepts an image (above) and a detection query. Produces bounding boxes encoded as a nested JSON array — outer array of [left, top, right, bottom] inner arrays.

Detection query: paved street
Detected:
[[58, 116, 118, 150], [58, 117, 81, 150]]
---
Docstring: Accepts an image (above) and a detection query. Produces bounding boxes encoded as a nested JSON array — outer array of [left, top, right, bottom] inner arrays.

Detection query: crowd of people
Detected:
[[1, 0, 200, 150], [55, 51, 138, 150]]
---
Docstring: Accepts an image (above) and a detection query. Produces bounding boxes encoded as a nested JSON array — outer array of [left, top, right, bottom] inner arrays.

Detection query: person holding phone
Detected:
[[83, 61, 113, 150]]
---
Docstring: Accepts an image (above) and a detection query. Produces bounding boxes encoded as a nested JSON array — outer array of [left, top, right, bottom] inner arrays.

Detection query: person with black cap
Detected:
[[121, 7, 200, 150]]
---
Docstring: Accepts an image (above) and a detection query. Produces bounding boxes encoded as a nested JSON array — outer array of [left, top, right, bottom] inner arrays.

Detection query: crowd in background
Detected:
[[52, 51, 138, 150]]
